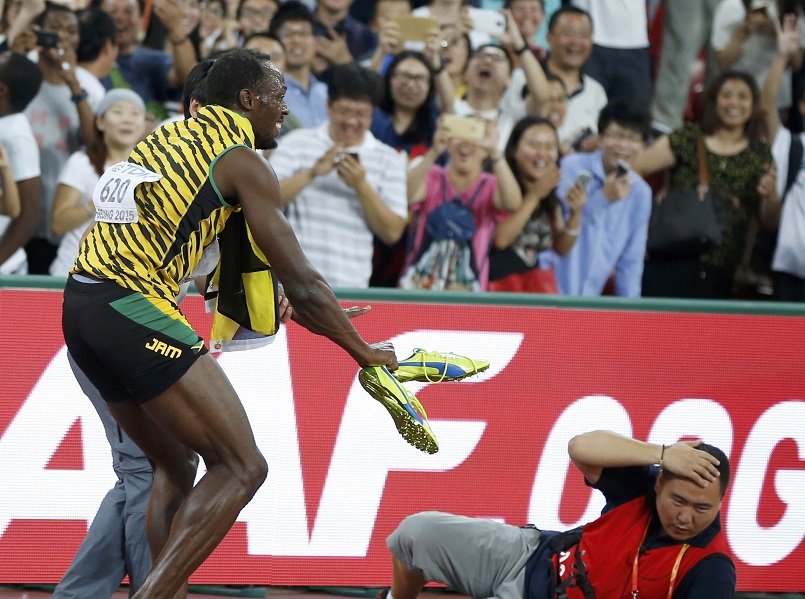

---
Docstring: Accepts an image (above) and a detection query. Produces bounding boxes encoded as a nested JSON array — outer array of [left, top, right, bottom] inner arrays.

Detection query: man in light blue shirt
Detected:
[[550, 100, 652, 297], [269, 2, 329, 128]]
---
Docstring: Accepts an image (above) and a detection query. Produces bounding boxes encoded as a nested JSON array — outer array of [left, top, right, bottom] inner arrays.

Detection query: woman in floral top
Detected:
[[633, 70, 780, 299], [488, 116, 585, 293]]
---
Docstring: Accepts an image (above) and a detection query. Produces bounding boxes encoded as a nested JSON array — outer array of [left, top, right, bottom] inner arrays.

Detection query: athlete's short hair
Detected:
[[202, 49, 274, 108]]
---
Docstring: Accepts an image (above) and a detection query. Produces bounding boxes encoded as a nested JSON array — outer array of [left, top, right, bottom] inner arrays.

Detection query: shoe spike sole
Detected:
[[359, 369, 439, 455]]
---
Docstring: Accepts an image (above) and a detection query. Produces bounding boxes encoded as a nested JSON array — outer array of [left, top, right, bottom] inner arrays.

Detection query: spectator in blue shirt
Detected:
[[268, 1, 328, 128], [549, 99, 652, 297]]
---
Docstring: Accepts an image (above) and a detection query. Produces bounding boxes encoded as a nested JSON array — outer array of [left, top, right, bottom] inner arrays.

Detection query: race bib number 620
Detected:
[[92, 162, 163, 224]]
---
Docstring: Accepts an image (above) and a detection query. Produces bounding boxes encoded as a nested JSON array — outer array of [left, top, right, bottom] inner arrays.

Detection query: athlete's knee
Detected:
[[231, 449, 268, 498]]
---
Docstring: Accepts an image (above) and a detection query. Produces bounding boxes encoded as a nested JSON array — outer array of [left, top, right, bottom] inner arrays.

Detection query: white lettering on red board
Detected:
[[0, 331, 803, 570]]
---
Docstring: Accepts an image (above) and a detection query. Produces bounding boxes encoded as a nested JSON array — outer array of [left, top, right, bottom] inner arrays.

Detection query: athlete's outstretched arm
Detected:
[[568, 431, 721, 487], [213, 147, 397, 370]]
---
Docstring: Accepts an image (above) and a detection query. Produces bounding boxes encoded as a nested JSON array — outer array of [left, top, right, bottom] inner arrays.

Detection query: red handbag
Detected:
[[487, 267, 559, 294]]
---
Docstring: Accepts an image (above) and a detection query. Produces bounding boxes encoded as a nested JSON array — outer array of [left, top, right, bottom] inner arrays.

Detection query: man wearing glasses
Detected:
[[550, 99, 652, 298], [270, 62, 407, 288]]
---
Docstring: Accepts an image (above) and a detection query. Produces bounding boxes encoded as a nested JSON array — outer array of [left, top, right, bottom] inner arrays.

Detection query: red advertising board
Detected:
[[0, 287, 803, 591]]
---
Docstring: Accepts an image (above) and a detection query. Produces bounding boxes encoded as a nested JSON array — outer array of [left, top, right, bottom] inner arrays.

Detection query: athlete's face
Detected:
[[250, 64, 288, 150], [654, 472, 722, 541]]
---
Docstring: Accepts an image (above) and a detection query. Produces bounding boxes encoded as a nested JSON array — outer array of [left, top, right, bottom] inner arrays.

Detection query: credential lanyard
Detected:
[[631, 518, 690, 599]]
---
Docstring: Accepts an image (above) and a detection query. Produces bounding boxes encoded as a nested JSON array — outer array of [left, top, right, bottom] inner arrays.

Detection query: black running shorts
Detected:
[[62, 275, 208, 403]]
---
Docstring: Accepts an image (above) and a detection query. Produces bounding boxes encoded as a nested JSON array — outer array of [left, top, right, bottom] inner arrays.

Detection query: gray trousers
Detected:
[[52, 354, 153, 598], [387, 512, 542, 599], [651, 0, 722, 132], [51, 471, 153, 598]]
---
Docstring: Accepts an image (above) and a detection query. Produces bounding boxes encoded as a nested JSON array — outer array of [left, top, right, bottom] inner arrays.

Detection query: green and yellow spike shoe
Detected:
[[392, 348, 490, 383], [359, 365, 438, 454]]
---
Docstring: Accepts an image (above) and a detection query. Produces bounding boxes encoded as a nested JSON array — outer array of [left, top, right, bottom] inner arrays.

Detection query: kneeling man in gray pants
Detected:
[[384, 431, 733, 599]]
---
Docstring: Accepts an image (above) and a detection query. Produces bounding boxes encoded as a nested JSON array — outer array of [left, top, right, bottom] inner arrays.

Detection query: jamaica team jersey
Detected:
[[72, 105, 255, 303]]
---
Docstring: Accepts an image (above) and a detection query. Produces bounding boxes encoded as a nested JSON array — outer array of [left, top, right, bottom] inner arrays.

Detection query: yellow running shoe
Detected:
[[359, 365, 439, 454], [392, 348, 490, 383]]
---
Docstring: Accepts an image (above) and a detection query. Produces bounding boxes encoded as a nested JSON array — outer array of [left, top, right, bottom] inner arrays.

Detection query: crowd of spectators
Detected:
[[1, 0, 805, 302]]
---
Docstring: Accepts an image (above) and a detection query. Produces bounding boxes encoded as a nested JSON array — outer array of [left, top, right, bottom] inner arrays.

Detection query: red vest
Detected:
[[551, 496, 730, 598]]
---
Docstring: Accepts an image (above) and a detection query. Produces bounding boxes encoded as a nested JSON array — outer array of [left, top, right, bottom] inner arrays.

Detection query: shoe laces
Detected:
[[417, 349, 481, 383]]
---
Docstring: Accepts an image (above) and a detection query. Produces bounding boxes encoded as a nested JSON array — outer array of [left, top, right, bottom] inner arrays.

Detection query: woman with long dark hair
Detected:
[[633, 69, 779, 299], [488, 116, 585, 293]]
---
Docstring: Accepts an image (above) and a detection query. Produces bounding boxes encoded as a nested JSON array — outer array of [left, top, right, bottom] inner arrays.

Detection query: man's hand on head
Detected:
[[662, 440, 721, 488]]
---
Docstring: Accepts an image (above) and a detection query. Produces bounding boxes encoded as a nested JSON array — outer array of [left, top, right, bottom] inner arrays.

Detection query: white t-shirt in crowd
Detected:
[[75, 66, 108, 113], [571, 0, 649, 48], [0, 112, 41, 274], [49, 151, 98, 277], [270, 123, 408, 288], [556, 73, 608, 146], [771, 126, 805, 279]]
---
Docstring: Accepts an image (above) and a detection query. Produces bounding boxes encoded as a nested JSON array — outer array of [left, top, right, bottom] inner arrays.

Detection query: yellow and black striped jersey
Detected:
[[72, 105, 255, 303]]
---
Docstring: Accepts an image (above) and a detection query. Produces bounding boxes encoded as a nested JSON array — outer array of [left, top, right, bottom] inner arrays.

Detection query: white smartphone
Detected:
[[576, 170, 593, 187], [466, 8, 507, 37]]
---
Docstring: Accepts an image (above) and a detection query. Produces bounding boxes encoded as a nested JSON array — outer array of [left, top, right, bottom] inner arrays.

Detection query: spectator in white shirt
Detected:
[[543, 5, 607, 152], [270, 63, 408, 288]]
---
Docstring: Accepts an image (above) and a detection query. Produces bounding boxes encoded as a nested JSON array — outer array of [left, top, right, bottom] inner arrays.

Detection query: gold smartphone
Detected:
[[443, 115, 486, 142], [389, 15, 439, 42]]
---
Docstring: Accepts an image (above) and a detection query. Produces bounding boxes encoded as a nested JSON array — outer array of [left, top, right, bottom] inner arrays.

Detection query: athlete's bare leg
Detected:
[[390, 555, 426, 599], [108, 403, 198, 599], [108, 354, 268, 599]]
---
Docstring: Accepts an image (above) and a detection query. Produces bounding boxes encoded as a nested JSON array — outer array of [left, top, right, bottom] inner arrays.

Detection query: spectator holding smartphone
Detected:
[[24, 2, 97, 274], [400, 117, 523, 291], [271, 63, 407, 288], [549, 99, 652, 297]]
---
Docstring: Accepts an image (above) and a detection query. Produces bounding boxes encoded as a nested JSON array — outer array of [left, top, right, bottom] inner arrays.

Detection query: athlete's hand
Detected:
[[343, 304, 371, 319], [360, 341, 399, 370], [277, 292, 293, 323], [662, 440, 721, 488]]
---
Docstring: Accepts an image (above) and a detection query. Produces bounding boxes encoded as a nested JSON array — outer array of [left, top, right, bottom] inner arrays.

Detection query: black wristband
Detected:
[[514, 44, 529, 55], [70, 89, 88, 104], [432, 63, 444, 74]]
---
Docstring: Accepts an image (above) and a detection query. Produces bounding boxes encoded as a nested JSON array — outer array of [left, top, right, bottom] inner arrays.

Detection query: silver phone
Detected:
[[576, 170, 592, 187]]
